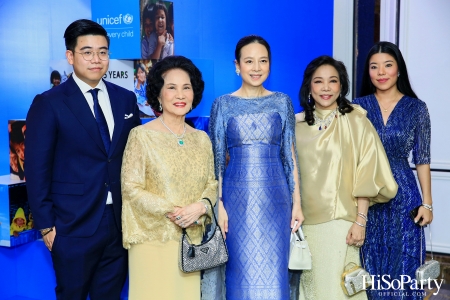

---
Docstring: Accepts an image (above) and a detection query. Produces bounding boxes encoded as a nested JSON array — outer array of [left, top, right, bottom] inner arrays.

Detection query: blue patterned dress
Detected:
[[208, 92, 297, 300], [353, 95, 431, 299]]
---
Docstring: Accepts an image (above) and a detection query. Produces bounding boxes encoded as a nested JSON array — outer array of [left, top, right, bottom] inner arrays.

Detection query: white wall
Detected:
[[398, 1, 450, 253], [399, 1, 450, 171], [333, 0, 354, 100]]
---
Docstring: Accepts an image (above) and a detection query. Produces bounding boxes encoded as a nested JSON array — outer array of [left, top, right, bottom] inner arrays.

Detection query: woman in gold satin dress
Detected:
[[295, 56, 398, 300], [121, 56, 217, 299]]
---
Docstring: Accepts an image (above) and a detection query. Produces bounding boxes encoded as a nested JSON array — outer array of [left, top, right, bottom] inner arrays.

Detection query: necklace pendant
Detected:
[[383, 109, 387, 112], [177, 139, 185, 146], [318, 126, 322, 130]]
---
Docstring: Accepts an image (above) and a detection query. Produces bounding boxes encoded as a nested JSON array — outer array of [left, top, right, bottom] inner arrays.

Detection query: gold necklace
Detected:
[[378, 101, 395, 112]]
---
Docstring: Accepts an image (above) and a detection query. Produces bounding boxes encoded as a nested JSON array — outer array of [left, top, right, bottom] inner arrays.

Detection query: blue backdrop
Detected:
[[0, 0, 333, 298]]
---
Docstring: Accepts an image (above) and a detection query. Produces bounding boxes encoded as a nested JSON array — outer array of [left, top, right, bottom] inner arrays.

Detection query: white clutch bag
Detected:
[[288, 227, 312, 270]]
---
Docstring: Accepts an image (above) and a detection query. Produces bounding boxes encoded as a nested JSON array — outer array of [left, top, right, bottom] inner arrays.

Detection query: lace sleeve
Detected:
[[121, 128, 174, 216], [280, 95, 298, 197], [199, 138, 219, 220], [209, 97, 227, 180]]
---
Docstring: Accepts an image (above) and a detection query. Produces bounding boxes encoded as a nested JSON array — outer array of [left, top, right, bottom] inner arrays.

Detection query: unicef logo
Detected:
[[123, 14, 133, 24]]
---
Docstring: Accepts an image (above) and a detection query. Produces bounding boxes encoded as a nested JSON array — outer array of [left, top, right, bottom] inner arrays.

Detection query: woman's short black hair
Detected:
[[235, 35, 271, 63], [299, 55, 353, 125], [50, 70, 61, 84], [359, 41, 417, 98], [146, 56, 204, 113]]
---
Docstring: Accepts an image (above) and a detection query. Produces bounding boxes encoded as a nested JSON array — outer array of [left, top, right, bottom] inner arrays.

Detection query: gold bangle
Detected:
[[40, 227, 53, 237]]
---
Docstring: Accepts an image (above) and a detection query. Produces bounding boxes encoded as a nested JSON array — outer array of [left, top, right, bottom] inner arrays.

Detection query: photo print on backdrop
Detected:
[[140, 0, 174, 61], [136, 0, 174, 118], [9, 120, 26, 181]]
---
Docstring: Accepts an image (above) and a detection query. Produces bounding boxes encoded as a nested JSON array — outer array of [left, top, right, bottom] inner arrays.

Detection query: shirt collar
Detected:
[[72, 72, 106, 95]]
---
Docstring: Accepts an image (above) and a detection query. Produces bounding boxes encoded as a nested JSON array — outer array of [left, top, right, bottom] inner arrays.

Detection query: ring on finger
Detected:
[[176, 216, 182, 220]]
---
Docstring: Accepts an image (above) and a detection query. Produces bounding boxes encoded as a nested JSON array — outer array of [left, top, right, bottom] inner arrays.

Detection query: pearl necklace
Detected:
[[313, 108, 338, 130], [159, 116, 186, 146]]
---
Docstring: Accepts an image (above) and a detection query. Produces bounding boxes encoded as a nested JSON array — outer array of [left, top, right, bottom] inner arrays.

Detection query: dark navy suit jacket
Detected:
[[26, 76, 141, 237]]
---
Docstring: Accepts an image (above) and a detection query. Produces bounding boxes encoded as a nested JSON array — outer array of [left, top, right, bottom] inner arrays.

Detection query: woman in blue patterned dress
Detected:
[[353, 41, 433, 299], [207, 35, 303, 300]]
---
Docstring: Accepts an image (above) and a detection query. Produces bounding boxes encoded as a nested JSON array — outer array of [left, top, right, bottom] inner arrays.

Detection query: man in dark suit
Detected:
[[26, 19, 141, 300]]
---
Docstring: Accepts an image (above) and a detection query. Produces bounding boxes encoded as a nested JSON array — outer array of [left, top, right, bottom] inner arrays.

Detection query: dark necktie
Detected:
[[89, 88, 111, 153]]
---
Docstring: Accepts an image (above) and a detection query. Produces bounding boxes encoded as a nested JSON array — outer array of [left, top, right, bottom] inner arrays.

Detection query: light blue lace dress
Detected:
[[204, 92, 299, 300]]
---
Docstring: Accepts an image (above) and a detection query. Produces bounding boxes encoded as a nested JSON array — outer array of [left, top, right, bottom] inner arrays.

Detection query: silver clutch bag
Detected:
[[341, 263, 372, 296], [178, 198, 229, 273], [416, 225, 440, 284], [416, 260, 440, 284]]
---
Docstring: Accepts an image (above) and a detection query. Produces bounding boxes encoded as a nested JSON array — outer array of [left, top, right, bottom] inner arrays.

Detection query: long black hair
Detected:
[[359, 41, 418, 98], [299, 55, 353, 126]]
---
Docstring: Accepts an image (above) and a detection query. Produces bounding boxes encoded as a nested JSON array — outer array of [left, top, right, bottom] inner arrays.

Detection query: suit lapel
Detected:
[[62, 76, 107, 155], [105, 80, 125, 155]]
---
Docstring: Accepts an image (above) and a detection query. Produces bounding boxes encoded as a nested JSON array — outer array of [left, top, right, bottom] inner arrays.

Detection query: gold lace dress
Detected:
[[121, 126, 218, 300], [295, 106, 398, 300]]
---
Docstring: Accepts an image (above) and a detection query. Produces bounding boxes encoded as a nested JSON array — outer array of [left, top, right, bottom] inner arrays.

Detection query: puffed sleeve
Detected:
[[412, 101, 431, 165], [209, 97, 227, 180], [280, 95, 298, 196], [121, 128, 174, 248], [352, 118, 398, 204]]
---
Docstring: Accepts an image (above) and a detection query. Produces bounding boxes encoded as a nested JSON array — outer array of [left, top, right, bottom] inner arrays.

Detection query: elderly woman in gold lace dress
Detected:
[[121, 56, 217, 300]]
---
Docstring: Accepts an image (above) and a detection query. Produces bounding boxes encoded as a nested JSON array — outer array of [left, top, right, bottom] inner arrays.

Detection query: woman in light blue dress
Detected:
[[205, 35, 303, 300]]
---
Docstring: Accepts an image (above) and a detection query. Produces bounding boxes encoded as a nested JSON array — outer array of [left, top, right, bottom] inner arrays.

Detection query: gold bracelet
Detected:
[[40, 227, 53, 237]]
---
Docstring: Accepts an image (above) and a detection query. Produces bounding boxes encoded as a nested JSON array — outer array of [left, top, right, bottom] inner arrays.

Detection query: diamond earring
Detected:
[[159, 102, 162, 111], [236, 69, 240, 76]]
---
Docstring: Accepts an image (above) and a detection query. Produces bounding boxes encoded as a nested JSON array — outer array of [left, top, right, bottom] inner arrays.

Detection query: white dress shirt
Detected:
[[72, 73, 114, 204]]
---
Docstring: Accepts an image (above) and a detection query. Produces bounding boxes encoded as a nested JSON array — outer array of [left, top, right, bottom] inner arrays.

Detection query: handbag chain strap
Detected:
[[343, 245, 367, 271], [420, 224, 433, 265], [182, 197, 218, 236]]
